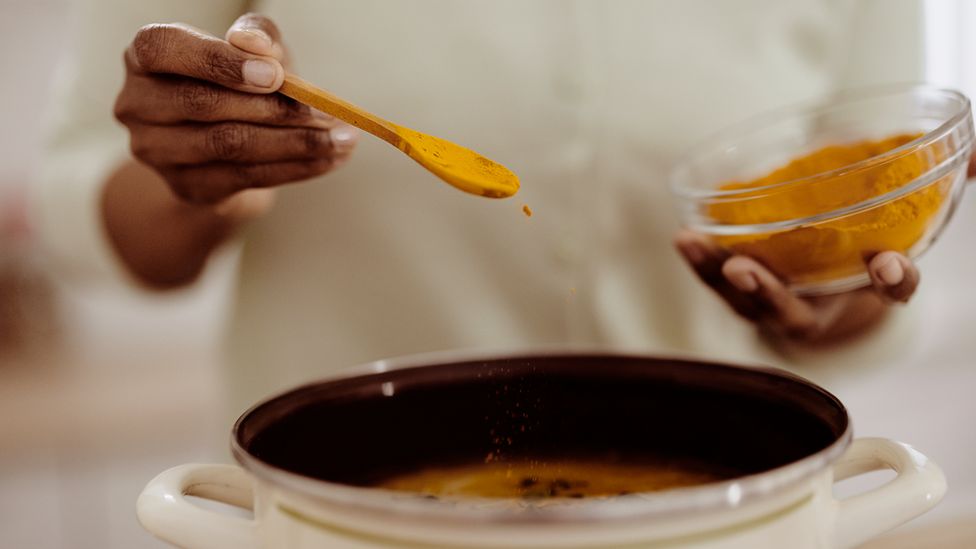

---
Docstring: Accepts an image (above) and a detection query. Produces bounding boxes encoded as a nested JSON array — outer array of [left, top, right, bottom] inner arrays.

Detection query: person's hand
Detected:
[[674, 231, 920, 344], [113, 13, 357, 220]]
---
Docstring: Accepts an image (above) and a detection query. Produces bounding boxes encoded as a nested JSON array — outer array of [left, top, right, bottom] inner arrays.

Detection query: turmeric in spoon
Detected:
[[279, 74, 519, 199]]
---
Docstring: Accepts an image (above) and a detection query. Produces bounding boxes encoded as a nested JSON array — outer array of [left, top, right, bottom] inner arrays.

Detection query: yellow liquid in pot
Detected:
[[379, 460, 727, 499]]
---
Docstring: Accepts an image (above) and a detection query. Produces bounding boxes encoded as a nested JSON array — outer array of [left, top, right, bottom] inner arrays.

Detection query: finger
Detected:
[[115, 74, 334, 127], [129, 123, 337, 165], [722, 256, 820, 339], [162, 158, 335, 204], [867, 251, 919, 303], [327, 124, 360, 160], [674, 230, 730, 287], [213, 188, 277, 220], [127, 23, 284, 93], [674, 231, 761, 319], [225, 13, 286, 60]]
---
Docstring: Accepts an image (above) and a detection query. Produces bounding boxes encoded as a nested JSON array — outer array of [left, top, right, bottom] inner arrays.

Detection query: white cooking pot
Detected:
[[138, 352, 945, 548]]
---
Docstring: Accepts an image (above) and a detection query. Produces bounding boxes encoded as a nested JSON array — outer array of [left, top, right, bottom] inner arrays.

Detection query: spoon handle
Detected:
[[279, 73, 401, 146]]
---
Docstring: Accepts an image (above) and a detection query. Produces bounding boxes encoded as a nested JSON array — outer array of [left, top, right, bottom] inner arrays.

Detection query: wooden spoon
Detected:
[[279, 74, 519, 199]]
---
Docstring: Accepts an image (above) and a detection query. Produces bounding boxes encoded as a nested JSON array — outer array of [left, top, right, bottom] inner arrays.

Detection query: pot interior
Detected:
[[235, 354, 847, 494]]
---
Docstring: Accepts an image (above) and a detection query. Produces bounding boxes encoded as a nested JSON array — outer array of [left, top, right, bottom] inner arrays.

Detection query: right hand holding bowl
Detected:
[[671, 85, 974, 341]]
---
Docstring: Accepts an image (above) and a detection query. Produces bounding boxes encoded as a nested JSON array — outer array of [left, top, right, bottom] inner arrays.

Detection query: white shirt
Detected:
[[41, 0, 921, 402], [43, 0, 976, 533], [37, 0, 925, 435]]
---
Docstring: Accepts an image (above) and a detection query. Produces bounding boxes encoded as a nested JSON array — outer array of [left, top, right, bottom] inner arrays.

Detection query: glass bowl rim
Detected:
[[681, 146, 970, 235], [669, 84, 973, 202]]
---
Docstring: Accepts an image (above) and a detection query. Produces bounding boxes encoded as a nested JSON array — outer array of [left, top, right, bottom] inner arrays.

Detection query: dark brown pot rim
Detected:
[[230, 349, 852, 525]]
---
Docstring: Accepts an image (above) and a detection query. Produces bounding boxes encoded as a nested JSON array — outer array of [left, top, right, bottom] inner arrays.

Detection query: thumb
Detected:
[[226, 13, 287, 61], [214, 188, 277, 221], [867, 251, 919, 303]]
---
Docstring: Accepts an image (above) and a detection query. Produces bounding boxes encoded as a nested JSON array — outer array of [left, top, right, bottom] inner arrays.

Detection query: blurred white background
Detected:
[[0, 1, 232, 548], [1, 1, 975, 548]]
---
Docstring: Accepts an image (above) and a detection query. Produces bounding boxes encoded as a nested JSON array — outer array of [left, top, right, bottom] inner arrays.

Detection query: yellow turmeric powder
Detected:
[[708, 133, 952, 287]]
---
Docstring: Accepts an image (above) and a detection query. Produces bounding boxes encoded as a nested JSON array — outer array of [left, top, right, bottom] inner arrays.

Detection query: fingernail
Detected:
[[877, 256, 904, 286], [729, 271, 760, 293], [241, 28, 273, 50], [330, 126, 359, 149], [243, 59, 276, 88]]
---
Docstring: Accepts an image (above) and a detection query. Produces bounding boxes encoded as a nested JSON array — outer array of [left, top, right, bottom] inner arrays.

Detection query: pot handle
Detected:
[[137, 464, 259, 549], [831, 438, 946, 549]]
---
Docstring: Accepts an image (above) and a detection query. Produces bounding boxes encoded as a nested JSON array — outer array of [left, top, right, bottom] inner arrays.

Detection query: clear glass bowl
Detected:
[[670, 85, 975, 295]]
